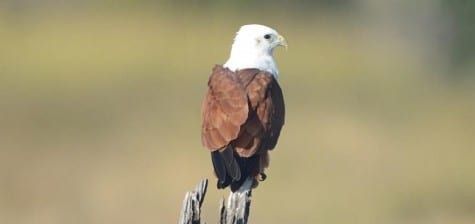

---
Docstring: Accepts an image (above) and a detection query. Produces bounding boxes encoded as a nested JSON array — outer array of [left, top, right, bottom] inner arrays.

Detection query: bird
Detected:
[[201, 24, 286, 192]]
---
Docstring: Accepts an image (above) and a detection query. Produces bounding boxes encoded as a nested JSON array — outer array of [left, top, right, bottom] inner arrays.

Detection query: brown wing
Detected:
[[201, 65, 249, 150], [201, 65, 285, 191], [233, 70, 285, 157], [262, 74, 285, 150]]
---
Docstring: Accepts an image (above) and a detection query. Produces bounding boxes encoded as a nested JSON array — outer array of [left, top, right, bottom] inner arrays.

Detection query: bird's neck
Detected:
[[223, 49, 279, 79]]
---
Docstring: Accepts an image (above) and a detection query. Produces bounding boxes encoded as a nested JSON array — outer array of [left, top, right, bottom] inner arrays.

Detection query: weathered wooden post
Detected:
[[178, 179, 208, 224], [179, 179, 252, 224]]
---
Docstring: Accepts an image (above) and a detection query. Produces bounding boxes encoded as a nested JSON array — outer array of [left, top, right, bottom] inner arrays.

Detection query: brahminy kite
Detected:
[[201, 24, 286, 192]]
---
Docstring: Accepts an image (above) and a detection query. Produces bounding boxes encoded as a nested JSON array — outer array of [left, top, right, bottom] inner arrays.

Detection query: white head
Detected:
[[223, 24, 287, 79]]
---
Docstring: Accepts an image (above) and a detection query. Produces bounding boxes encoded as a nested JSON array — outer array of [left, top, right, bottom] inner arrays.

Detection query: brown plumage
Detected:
[[201, 65, 285, 191]]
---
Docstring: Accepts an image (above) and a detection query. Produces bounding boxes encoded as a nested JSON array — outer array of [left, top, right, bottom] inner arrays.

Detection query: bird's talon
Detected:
[[259, 173, 267, 181]]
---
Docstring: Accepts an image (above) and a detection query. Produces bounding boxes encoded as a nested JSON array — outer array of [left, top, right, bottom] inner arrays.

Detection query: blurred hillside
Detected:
[[0, 1, 474, 224]]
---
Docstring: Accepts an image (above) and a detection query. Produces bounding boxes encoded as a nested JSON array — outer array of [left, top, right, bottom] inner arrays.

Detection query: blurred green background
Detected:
[[1, 1, 475, 223]]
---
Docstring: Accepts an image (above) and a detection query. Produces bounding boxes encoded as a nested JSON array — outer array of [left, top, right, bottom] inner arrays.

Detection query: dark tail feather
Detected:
[[212, 147, 265, 192], [211, 146, 241, 189], [211, 151, 227, 188], [230, 155, 260, 192], [220, 146, 241, 181]]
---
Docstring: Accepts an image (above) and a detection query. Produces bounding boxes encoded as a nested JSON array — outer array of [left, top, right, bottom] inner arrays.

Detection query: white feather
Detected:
[[223, 24, 284, 79]]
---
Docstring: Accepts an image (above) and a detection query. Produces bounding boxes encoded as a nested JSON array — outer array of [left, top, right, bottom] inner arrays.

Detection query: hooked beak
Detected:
[[277, 35, 288, 50]]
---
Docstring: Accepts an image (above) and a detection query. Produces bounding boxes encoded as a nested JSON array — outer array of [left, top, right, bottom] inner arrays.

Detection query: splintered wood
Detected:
[[179, 179, 252, 224]]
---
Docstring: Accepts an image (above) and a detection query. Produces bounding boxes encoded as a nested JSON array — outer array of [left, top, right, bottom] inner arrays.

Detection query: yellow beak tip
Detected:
[[277, 35, 288, 50]]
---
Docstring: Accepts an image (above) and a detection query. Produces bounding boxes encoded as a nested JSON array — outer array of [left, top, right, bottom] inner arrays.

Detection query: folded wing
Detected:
[[201, 65, 249, 150]]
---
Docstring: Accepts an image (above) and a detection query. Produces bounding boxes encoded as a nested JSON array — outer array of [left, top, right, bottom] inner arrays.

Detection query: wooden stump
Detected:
[[178, 179, 208, 224], [179, 179, 252, 224], [219, 189, 252, 224]]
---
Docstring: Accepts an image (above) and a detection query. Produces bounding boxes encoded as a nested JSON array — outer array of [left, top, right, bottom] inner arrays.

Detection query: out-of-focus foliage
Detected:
[[2, 0, 474, 72], [443, 0, 475, 68], [0, 1, 474, 224]]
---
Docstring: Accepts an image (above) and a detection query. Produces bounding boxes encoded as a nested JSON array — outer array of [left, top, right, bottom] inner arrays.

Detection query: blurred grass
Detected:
[[1, 3, 475, 224]]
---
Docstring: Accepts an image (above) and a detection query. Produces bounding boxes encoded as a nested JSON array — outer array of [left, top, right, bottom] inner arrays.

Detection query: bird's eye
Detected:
[[264, 34, 271, 40]]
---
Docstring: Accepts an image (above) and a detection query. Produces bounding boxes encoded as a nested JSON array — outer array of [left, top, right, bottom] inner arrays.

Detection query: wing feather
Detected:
[[233, 70, 285, 156], [201, 65, 285, 156], [264, 76, 285, 150], [201, 65, 249, 150], [201, 65, 285, 191]]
